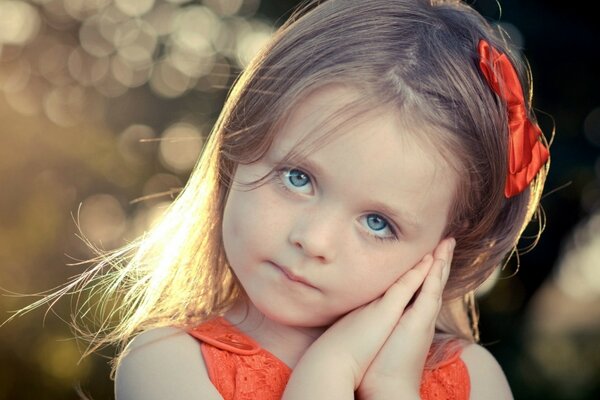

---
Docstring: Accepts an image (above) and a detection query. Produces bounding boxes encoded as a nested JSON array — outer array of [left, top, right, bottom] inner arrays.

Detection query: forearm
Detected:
[[282, 350, 355, 400]]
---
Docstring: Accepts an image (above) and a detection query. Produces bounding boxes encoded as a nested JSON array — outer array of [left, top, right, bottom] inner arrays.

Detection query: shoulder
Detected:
[[115, 326, 223, 400], [460, 343, 514, 400]]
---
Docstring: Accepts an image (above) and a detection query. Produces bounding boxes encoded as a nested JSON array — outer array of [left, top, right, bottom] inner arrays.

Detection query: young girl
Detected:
[[40, 0, 551, 398]]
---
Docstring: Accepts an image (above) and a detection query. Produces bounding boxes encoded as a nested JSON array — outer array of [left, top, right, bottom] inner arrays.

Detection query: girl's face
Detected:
[[222, 84, 458, 328]]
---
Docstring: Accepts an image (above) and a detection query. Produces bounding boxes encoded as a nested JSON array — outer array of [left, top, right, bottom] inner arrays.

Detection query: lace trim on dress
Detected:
[[188, 317, 470, 400], [188, 317, 291, 400]]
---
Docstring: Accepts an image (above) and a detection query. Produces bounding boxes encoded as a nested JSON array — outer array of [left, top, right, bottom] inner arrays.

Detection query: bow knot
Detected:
[[478, 40, 549, 198]]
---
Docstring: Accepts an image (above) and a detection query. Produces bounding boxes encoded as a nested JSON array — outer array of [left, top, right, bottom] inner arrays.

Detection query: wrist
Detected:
[[283, 348, 355, 400]]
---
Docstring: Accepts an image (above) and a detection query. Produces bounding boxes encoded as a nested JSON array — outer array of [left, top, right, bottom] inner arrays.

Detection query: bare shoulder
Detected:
[[115, 326, 222, 400], [460, 343, 514, 400]]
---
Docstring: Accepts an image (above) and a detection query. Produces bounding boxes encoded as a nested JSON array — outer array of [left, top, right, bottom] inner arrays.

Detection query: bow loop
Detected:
[[478, 40, 549, 198]]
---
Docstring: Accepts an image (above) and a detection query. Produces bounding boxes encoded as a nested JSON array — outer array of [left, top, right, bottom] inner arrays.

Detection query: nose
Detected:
[[287, 204, 340, 263]]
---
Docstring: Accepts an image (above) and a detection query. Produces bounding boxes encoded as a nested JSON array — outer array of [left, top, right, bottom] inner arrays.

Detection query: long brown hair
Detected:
[[15, 0, 549, 371]]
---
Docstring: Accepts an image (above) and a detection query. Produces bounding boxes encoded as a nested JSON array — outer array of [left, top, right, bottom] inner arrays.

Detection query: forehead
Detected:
[[269, 84, 459, 232]]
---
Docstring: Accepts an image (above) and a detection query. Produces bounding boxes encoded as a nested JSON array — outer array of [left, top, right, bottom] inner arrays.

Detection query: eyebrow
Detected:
[[285, 156, 422, 230]]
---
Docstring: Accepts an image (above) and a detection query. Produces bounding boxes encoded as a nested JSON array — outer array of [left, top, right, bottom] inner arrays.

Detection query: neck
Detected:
[[224, 298, 325, 368]]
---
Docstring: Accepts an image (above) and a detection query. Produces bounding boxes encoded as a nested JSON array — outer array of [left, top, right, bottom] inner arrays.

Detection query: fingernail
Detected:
[[449, 238, 456, 252]]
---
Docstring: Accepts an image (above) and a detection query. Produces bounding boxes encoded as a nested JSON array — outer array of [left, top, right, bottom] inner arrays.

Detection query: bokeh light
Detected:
[[114, 0, 155, 17], [79, 194, 127, 248], [583, 107, 600, 147], [1, 0, 270, 123], [555, 212, 600, 301], [0, 1, 41, 45], [2, 1, 270, 397], [117, 123, 156, 165], [158, 122, 204, 173]]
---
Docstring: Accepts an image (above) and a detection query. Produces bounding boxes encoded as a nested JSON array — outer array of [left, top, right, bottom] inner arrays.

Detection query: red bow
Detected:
[[478, 39, 549, 198]]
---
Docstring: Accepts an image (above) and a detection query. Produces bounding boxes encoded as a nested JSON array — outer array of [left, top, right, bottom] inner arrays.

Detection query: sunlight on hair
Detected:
[[129, 200, 171, 238], [140, 173, 183, 204]]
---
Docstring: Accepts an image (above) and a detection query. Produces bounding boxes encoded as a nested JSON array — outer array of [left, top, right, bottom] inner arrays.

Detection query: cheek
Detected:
[[222, 191, 257, 257], [345, 251, 422, 301], [222, 184, 286, 262]]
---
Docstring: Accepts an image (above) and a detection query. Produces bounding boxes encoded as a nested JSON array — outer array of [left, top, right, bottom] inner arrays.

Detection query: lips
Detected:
[[271, 262, 316, 288]]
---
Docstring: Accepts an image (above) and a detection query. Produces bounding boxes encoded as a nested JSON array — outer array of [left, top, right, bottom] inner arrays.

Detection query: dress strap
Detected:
[[187, 317, 291, 400], [187, 317, 261, 355]]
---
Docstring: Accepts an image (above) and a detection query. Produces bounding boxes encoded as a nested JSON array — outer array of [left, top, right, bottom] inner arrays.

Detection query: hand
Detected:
[[357, 238, 455, 400], [283, 238, 455, 400]]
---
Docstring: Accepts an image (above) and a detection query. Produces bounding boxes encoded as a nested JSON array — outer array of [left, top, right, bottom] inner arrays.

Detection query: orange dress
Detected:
[[188, 317, 470, 399]]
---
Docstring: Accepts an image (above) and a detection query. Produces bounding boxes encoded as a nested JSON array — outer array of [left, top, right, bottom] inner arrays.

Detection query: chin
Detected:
[[256, 303, 339, 329]]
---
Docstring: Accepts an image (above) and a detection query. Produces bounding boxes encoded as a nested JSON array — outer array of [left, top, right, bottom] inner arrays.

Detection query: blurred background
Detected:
[[0, 0, 598, 398]]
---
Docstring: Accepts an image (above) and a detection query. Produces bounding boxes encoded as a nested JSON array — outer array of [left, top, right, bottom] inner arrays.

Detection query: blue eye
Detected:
[[366, 214, 387, 231], [287, 169, 310, 187], [277, 168, 313, 194], [361, 213, 397, 241]]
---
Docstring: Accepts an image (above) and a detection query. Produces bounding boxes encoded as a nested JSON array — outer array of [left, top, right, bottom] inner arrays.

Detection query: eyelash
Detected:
[[274, 167, 313, 195], [273, 167, 399, 243], [368, 219, 399, 243]]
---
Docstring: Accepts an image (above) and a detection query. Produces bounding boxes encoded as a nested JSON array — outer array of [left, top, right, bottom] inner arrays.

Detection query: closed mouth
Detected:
[[271, 262, 316, 288]]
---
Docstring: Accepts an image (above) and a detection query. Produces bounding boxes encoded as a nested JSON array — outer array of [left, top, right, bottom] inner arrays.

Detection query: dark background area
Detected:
[[1, 0, 599, 398]]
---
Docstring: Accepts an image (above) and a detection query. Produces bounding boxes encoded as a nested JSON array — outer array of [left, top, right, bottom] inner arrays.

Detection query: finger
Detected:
[[432, 237, 453, 262], [338, 253, 434, 333], [326, 253, 436, 374], [433, 238, 455, 285], [369, 258, 445, 374], [399, 257, 446, 332], [353, 253, 434, 340], [399, 239, 455, 333], [377, 253, 434, 313], [414, 257, 445, 310]]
